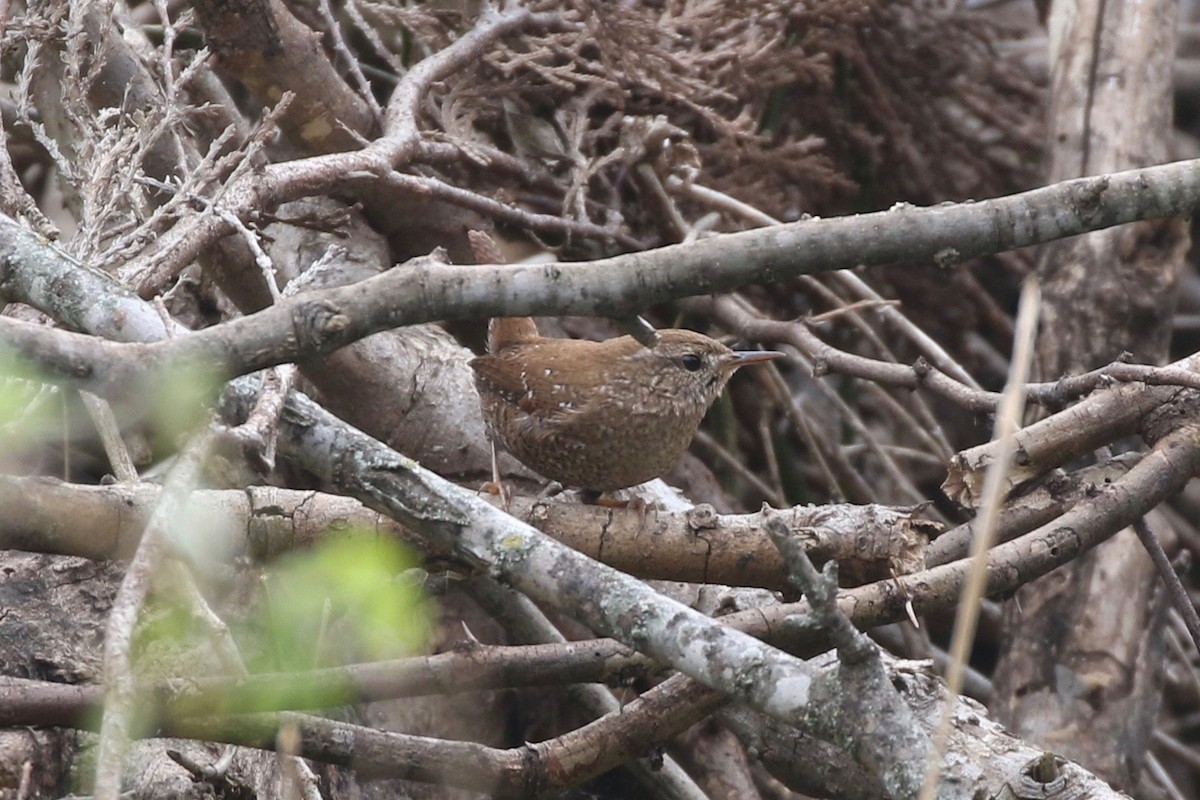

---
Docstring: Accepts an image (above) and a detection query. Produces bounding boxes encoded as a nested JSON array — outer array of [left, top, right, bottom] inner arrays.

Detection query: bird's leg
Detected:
[[479, 439, 512, 511]]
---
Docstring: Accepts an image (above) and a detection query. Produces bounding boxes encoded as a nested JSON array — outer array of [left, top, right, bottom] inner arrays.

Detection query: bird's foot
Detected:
[[478, 479, 512, 511], [581, 492, 655, 527]]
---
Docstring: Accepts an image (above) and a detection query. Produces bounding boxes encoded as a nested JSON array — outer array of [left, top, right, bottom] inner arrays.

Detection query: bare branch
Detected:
[[94, 429, 217, 800]]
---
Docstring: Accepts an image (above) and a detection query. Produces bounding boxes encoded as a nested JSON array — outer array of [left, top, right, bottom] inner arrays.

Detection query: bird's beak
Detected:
[[726, 350, 786, 370]]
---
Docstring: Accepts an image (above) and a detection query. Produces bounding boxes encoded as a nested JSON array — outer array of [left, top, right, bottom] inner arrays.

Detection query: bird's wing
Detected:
[[469, 353, 525, 404], [470, 350, 596, 419]]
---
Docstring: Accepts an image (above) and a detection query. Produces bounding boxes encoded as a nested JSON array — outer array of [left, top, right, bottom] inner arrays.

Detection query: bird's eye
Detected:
[[680, 353, 704, 372]]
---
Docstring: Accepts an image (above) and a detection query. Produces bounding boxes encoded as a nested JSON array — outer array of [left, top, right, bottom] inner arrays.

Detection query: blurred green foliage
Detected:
[[261, 534, 432, 671], [148, 362, 221, 453], [0, 348, 59, 467], [143, 534, 432, 717]]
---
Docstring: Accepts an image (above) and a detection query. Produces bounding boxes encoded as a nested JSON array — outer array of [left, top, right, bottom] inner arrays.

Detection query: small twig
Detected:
[[277, 722, 304, 800], [668, 176, 981, 388], [223, 366, 296, 472], [315, 0, 383, 124], [766, 513, 929, 797], [216, 209, 281, 300], [152, 297, 177, 339], [635, 162, 688, 236], [166, 746, 235, 781], [920, 277, 1040, 800], [798, 273, 953, 458], [343, 0, 407, 78], [617, 315, 660, 348], [93, 427, 218, 800], [462, 577, 712, 800], [758, 415, 786, 504], [807, 299, 901, 325], [79, 391, 139, 483], [159, 560, 248, 675], [383, 8, 566, 149], [692, 429, 784, 507], [127, 93, 294, 293], [1133, 516, 1200, 655], [0, 106, 57, 237], [15, 761, 31, 800], [369, 170, 635, 246], [766, 517, 870, 656], [721, 295, 932, 506], [760, 363, 861, 502], [830, 268, 981, 390], [1153, 729, 1200, 775], [859, 380, 953, 463], [275, 726, 323, 800], [1145, 751, 1190, 800]]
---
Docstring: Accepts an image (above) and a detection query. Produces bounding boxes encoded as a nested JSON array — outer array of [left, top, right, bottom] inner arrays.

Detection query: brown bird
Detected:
[[470, 318, 784, 494]]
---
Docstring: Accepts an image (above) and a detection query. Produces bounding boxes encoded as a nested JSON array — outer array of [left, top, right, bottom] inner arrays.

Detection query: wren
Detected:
[[469, 317, 784, 493]]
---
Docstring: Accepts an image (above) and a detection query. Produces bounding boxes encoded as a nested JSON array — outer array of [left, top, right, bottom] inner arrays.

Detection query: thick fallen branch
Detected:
[[0, 475, 933, 590], [9, 171, 1200, 349], [0, 639, 652, 722], [0, 653, 1130, 799]]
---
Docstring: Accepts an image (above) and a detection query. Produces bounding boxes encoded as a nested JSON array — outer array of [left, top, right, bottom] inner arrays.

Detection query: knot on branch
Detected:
[[292, 300, 351, 353], [1067, 175, 1112, 226], [1140, 387, 1200, 446]]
